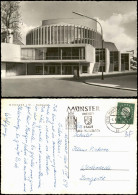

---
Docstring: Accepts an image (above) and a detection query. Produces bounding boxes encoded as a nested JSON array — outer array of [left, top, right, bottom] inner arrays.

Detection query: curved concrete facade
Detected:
[[42, 18, 97, 29], [26, 18, 102, 47]]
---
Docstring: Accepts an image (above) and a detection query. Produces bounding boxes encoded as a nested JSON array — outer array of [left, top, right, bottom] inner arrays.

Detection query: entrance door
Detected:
[[62, 66, 72, 75], [35, 65, 43, 75], [49, 66, 55, 74]]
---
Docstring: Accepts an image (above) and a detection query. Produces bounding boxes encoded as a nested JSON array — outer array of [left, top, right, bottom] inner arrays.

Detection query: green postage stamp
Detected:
[[116, 103, 135, 124]]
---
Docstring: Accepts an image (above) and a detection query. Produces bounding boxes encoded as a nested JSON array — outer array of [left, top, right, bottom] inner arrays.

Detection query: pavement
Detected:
[[2, 73, 137, 97], [84, 74, 137, 91]]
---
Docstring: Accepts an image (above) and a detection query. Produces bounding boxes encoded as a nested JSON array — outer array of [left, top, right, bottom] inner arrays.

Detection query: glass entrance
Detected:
[[49, 66, 55, 74], [35, 65, 43, 75], [62, 66, 73, 75]]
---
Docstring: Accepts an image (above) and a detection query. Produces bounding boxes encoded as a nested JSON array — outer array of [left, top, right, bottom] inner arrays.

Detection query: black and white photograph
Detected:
[[1, 1, 137, 97]]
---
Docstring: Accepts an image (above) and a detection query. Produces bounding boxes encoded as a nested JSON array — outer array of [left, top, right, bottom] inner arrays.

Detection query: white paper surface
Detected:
[[1, 99, 137, 194]]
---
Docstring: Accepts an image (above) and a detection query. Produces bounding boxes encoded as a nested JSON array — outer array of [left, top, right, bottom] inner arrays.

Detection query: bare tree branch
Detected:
[[1, 1, 22, 42]]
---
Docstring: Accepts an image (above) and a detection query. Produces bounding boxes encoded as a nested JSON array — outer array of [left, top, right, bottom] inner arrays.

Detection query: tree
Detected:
[[1, 1, 22, 42]]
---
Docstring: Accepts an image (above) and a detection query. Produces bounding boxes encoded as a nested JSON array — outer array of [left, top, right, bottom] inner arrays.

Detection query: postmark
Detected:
[[66, 106, 100, 132], [105, 103, 135, 133]]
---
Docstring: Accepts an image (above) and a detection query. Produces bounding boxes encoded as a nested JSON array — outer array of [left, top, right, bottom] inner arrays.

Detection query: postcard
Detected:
[[1, 99, 137, 194]]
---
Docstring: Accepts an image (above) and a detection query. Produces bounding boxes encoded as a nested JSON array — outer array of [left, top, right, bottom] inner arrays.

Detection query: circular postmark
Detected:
[[105, 107, 130, 133]]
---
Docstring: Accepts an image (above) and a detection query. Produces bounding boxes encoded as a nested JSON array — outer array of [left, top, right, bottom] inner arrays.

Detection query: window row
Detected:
[[21, 47, 85, 60]]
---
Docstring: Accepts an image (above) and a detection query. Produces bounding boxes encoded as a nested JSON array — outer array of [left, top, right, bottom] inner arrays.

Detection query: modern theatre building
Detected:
[[1, 18, 130, 77]]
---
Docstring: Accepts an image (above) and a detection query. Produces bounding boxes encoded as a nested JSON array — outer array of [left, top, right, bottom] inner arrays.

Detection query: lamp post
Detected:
[[72, 11, 104, 80]]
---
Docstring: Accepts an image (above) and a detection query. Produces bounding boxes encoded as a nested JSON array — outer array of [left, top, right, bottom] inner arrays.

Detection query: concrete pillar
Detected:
[[26, 63, 28, 75], [35, 29, 37, 45], [46, 27, 48, 44], [57, 26, 58, 44], [38, 28, 39, 45], [61, 63, 62, 75], [53, 26, 54, 44], [74, 25, 75, 44], [41, 27, 42, 45], [33, 30, 35, 45], [105, 48, 110, 73], [79, 64, 82, 74], [43, 27, 45, 44], [49, 26, 51, 44], [128, 53, 131, 71], [43, 63, 44, 75], [89, 62, 95, 74], [118, 51, 121, 72]]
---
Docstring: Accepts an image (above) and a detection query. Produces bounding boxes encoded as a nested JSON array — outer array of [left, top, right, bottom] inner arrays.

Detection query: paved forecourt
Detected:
[[2, 76, 137, 97]]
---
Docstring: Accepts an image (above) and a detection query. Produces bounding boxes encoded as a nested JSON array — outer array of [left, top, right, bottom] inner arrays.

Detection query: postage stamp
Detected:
[[116, 103, 135, 124], [105, 103, 135, 133]]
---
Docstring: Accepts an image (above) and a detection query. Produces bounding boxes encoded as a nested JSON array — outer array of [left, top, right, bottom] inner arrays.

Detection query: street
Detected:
[[2, 76, 137, 97]]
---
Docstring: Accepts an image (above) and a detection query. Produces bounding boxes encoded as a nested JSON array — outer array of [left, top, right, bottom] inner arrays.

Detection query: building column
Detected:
[[26, 63, 28, 75], [79, 63, 82, 75], [128, 53, 131, 71], [57, 26, 58, 44], [49, 26, 51, 44], [53, 26, 54, 44], [105, 48, 110, 73], [41, 27, 42, 45], [35, 29, 37, 45], [89, 63, 95, 74], [38, 28, 40, 45], [61, 63, 62, 75], [46, 27, 48, 44], [43, 63, 44, 75], [118, 51, 121, 72], [43, 27, 45, 44]]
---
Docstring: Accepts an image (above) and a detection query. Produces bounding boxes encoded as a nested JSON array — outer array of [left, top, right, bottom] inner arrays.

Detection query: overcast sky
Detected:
[[20, 1, 137, 55]]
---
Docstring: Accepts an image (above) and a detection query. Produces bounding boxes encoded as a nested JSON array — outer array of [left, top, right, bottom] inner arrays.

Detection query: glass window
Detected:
[[49, 66, 55, 74], [35, 48, 44, 60], [62, 48, 72, 59], [21, 49, 35, 60], [110, 51, 119, 71], [95, 48, 105, 72], [46, 48, 59, 60], [44, 66, 48, 75], [36, 66, 43, 74], [82, 66, 88, 73], [121, 54, 129, 70], [72, 47, 80, 59], [57, 66, 61, 74]]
